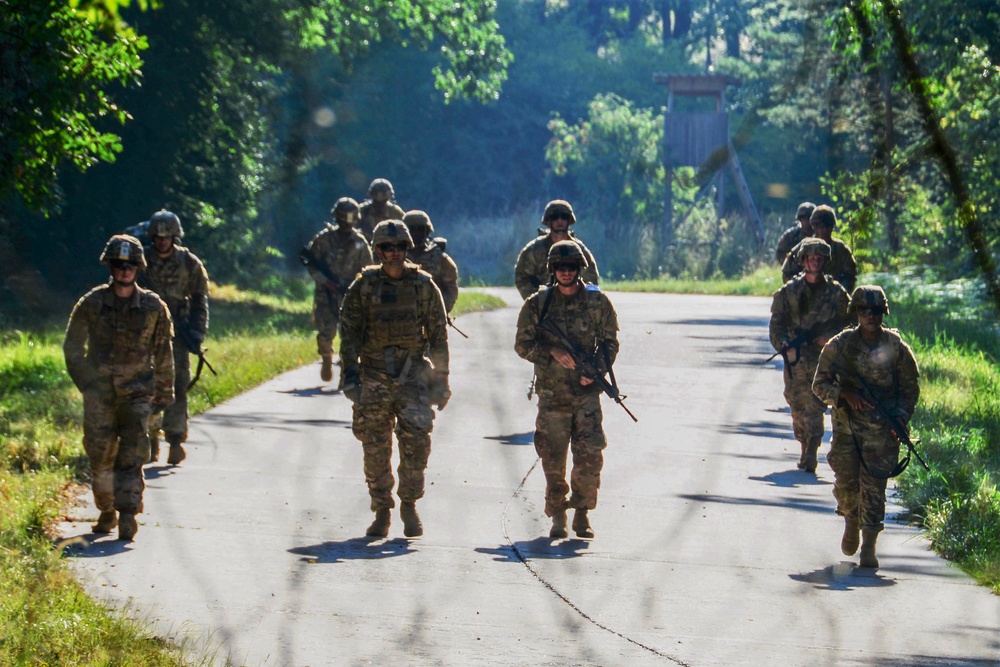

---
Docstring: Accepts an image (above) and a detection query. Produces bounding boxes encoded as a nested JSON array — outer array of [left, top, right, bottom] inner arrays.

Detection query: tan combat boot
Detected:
[[93, 510, 117, 534], [366, 509, 391, 538], [400, 501, 423, 537], [549, 510, 568, 539], [320, 356, 333, 382], [803, 441, 820, 473], [859, 528, 880, 568], [166, 437, 186, 465], [118, 513, 138, 541], [148, 435, 160, 464], [841, 517, 860, 556], [572, 508, 594, 539]]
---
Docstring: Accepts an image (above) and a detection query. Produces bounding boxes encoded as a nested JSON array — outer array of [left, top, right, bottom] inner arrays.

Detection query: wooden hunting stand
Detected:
[[653, 73, 763, 246]]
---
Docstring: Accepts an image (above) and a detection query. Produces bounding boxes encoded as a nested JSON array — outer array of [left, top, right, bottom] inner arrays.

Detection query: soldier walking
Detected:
[[338, 220, 450, 538], [64, 235, 174, 541], [357, 178, 406, 242], [515, 241, 619, 539], [142, 210, 210, 465], [775, 201, 815, 265], [514, 200, 599, 301], [303, 197, 373, 383], [813, 286, 920, 569], [402, 210, 459, 313], [781, 205, 858, 292], [768, 238, 851, 472]]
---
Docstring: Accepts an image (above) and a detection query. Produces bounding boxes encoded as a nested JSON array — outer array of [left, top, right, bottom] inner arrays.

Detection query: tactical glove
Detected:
[[429, 371, 451, 410], [342, 366, 362, 403]]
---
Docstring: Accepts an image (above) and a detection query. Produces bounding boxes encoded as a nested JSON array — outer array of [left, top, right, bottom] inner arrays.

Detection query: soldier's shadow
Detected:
[[288, 537, 415, 564], [278, 386, 341, 397], [750, 469, 832, 488], [789, 562, 896, 590], [57, 533, 133, 558], [475, 537, 590, 563]]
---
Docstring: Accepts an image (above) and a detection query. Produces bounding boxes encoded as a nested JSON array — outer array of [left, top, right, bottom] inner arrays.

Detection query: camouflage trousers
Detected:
[[313, 287, 344, 358], [828, 422, 900, 532], [534, 393, 607, 517], [352, 368, 435, 511], [150, 344, 189, 444], [783, 359, 826, 450], [83, 389, 151, 514]]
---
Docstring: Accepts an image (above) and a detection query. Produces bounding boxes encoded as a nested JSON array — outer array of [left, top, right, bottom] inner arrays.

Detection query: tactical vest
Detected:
[[356, 265, 431, 375]]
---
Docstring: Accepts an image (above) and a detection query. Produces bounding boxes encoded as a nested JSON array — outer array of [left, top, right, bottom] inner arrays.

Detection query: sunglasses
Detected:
[[546, 212, 572, 222], [109, 259, 138, 270], [379, 242, 408, 253], [857, 308, 885, 317], [553, 262, 580, 272]]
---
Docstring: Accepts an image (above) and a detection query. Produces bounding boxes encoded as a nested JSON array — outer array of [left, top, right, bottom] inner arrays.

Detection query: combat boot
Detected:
[[796, 442, 807, 469], [841, 517, 860, 556], [859, 528, 879, 568], [400, 501, 423, 537], [93, 510, 117, 534], [366, 509, 391, 538], [118, 513, 138, 541], [147, 436, 160, 464], [166, 437, 186, 465], [549, 510, 568, 539], [572, 508, 594, 539], [320, 356, 333, 382], [803, 442, 820, 473]]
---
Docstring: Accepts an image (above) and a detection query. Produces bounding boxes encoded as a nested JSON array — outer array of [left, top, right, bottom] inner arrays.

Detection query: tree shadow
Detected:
[[789, 562, 897, 590], [197, 411, 351, 431], [679, 492, 832, 515], [288, 537, 416, 564], [483, 431, 534, 446], [276, 386, 341, 397], [57, 533, 133, 558], [718, 419, 796, 441], [474, 536, 591, 563], [750, 469, 833, 488]]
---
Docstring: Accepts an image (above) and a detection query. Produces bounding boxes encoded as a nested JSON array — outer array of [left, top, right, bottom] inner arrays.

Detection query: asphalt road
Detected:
[[60, 289, 1000, 667]]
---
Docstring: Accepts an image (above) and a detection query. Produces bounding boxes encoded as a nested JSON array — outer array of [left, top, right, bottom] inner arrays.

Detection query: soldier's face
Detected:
[[153, 235, 174, 256], [377, 242, 408, 268], [803, 254, 826, 274], [546, 212, 571, 233], [408, 225, 428, 247], [553, 262, 580, 287], [857, 308, 884, 335], [813, 223, 833, 241], [109, 259, 138, 286]]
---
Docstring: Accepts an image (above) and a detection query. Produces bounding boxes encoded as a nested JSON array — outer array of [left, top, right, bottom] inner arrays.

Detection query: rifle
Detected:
[[766, 317, 849, 374], [536, 318, 638, 422], [299, 246, 350, 294], [832, 363, 929, 477], [175, 319, 217, 391], [447, 317, 469, 339]]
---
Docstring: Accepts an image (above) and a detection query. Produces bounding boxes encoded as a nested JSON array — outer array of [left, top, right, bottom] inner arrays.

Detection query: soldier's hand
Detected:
[[579, 376, 594, 387], [840, 388, 871, 412], [189, 330, 205, 347], [550, 348, 576, 370], [429, 371, 451, 410], [342, 366, 361, 403]]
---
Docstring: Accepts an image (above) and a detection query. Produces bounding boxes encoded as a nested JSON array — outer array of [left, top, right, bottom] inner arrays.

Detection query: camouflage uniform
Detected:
[[304, 222, 372, 361], [775, 202, 815, 264], [407, 240, 459, 313], [813, 317, 920, 534], [514, 233, 600, 301], [339, 262, 449, 512], [769, 263, 851, 471], [143, 241, 209, 449], [64, 278, 174, 519], [781, 237, 858, 292], [358, 200, 406, 242], [514, 283, 619, 519]]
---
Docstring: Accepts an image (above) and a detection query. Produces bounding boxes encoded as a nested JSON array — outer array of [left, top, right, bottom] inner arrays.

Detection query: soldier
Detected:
[[303, 197, 373, 383], [775, 201, 816, 265], [357, 178, 406, 242], [514, 199, 600, 301], [339, 220, 450, 538], [813, 286, 920, 569], [769, 238, 852, 473], [515, 241, 619, 539], [781, 205, 858, 292], [64, 235, 174, 541], [141, 210, 210, 465], [402, 210, 459, 313]]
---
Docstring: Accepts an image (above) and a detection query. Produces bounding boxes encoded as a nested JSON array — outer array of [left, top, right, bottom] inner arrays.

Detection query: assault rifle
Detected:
[[175, 319, 217, 391], [832, 363, 929, 477], [766, 317, 850, 374], [536, 319, 638, 422], [447, 317, 469, 339], [299, 246, 350, 294]]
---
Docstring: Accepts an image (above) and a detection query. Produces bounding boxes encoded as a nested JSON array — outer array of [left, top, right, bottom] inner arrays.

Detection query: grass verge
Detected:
[[603, 265, 780, 296]]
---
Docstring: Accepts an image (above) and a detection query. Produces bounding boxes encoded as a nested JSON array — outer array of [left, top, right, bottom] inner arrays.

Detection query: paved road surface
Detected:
[[60, 290, 1000, 667]]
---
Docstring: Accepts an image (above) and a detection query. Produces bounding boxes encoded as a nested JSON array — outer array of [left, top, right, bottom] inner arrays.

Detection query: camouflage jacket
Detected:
[[339, 262, 449, 377], [769, 275, 852, 366], [775, 224, 807, 264], [407, 241, 459, 313], [306, 224, 372, 291], [781, 237, 858, 292], [63, 283, 175, 405], [813, 326, 920, 433], [142, 244, 210, 336], [514, 232, 600, 300], [515, 283, 619, 400], [357, 200, 406, 242]]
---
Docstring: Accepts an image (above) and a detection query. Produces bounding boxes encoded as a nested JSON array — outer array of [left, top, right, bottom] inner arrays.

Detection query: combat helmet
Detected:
[[402, 210, 434, 235], [547, 240, 589, 272], [372, 220, 413, 249], [368, 178, 394, 203], [849, 285, 889, 315], [331, 197, 360, 225], [542, 199, 576, 226], [796, 201, 817, 222], [794, 237, 831, 263], [148, 210, 184, 240], [100, 234, 147, 270], [810, 205, 837, 229]]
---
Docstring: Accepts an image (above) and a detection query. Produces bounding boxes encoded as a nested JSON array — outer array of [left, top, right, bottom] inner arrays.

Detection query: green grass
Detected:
[[603, 265, 781, 296]]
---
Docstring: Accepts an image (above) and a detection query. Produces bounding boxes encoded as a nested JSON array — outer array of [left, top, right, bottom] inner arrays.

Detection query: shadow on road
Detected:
[[679, 492, 832, 515], [58, 533, 133, 558], [288, 537, 415, 564], [198, 412, 351, 431], [276, 386, 341, 397], [475, 537, 590, 563], [144, 465, 181, 481], [483, 432, 534, 446], [718, 419, 796, 441], [789, 562, 897, 590], [750, 470, 832, 488]]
